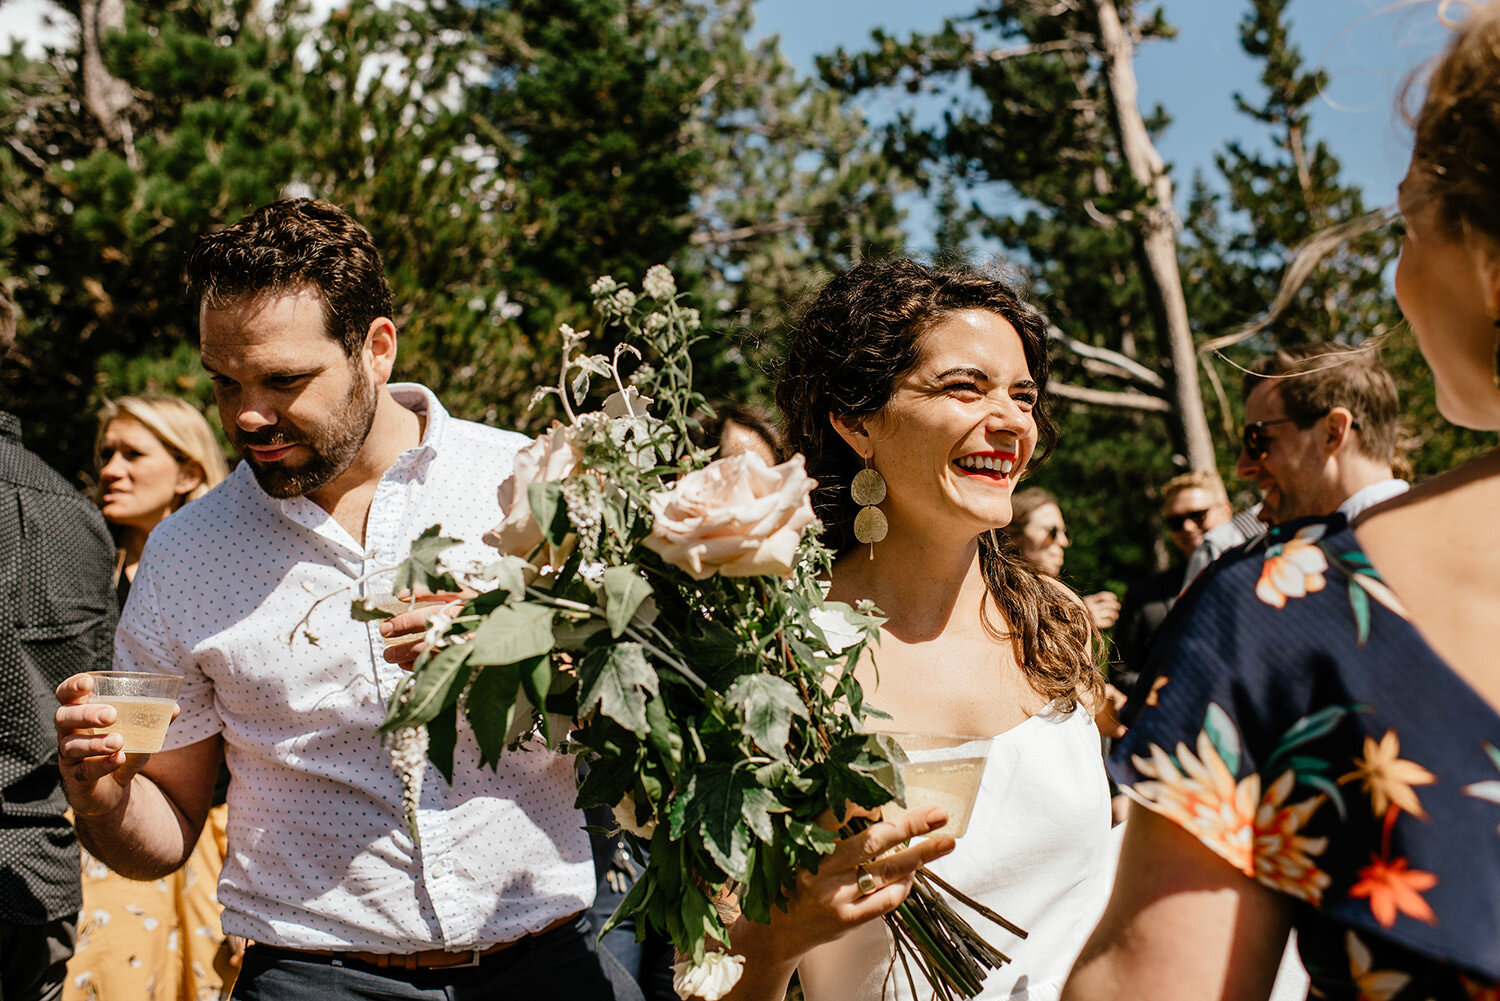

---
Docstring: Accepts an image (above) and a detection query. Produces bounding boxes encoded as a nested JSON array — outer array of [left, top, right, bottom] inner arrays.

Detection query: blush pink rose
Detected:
[[483, 422, 582, 567], [643, 452, 816, 580]]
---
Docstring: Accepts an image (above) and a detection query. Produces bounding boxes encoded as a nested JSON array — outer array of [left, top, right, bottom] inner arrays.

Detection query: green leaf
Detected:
[[350, 597, 395, 621], [1347, 581, 1371, 646], [686, 762, 752, 881], [577, 643, 659, 736], [1483, 740, 1500, 774], [676, 880, 726, 964], [464, 664, 523, 768], [667, 787, 690, 840], [597, 863, 654, 940], [468, 603, 555, 666], [823, 740, 897, 813], [1203, 703, 1241, 776], [1266, 703, 1366, 771], [394, 524, 463, 596], [528, 480, 570, 548], [601, 565, 653, 638], [1297, 772, 1349, 822], [381, 642, 471, 729], [576, 748, 642, 810], [724, 673, 809, 761], [426, 705, 458, 785], [644, 694, 684, 780], [482, 556, 534, 603], [754, 760, 815, 795], [740, 784, 787, 843], [517, 655, 555, 744]]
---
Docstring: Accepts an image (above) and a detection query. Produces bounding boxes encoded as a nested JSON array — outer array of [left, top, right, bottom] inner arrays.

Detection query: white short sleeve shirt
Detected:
[[116, 385, 594, 951]]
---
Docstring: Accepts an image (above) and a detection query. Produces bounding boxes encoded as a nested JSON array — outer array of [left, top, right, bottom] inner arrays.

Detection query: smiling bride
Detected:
[[703, 260, 1115, 1001]]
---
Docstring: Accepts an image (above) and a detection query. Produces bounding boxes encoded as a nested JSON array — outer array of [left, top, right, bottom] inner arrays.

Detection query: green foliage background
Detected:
[[1, 0, 1491, 603]]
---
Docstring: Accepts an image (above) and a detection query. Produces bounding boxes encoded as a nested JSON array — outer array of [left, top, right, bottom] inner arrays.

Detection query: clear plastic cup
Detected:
[[87, 671, 182, 754], [877, 732, 993, 839]]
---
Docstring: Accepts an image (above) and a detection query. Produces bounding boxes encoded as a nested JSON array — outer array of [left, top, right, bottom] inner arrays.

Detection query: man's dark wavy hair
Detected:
[[185, 198, 393, 356]]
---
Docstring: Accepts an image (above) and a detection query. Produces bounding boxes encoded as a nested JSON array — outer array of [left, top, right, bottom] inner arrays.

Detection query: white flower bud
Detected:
[[671, 951, 744, 1001]]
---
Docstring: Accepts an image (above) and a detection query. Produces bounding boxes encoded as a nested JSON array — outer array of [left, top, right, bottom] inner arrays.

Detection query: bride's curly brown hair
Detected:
[[776, 259, 1102, 710]]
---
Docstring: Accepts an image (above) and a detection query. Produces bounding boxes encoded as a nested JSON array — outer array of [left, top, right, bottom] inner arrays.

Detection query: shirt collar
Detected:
[[244, 382, 452, 529], [1335, 478, 1410, 520], [387, 383, 448, 469]]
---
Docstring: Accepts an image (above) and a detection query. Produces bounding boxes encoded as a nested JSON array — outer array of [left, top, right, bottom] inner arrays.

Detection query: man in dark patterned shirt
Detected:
[[0, 300, 119, 1001]]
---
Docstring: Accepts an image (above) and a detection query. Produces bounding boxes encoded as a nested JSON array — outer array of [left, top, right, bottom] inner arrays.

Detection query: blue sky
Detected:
[[0, 0, 1453, 221], [748, 0, 1452, 219]]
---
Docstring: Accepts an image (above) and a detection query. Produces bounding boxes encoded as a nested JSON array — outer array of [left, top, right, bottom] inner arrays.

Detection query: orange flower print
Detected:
[[1344, 930, 1411, 1001], [1128, 733, 1259, 877], [1253, 770, 1330, 905], [1461, 973, 1500, 1000], [1255, 523, 1329, 608], [1143, 674, 1169, 709], [1349, 852, 1438, 928], [1339, 730, 1436, 820]]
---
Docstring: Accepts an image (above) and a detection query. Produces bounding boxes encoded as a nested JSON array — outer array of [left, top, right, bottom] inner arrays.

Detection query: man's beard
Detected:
[[236, 372, 379, 499]]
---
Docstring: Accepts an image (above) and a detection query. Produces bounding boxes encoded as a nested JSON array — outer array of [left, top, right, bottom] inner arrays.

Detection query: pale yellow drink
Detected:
[[96, 695, 178, 753], [884, 756, 988, 838], [87, 671, 181, 754]]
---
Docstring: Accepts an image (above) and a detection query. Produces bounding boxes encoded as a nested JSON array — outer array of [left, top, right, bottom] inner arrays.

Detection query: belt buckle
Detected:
[[455, 949, 483, 968]]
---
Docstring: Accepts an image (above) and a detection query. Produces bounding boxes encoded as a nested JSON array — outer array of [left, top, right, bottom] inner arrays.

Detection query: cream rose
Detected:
[[483, 422, 582, 567], [671, 951, 745, 1001], [643, 452, 816, 580]]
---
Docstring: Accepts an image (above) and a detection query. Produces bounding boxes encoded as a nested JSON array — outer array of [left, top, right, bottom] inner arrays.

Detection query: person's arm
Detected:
[[705, 807, 955, 1001], [55, 671, 223, 879], [1062, 805, 1293, 1001]]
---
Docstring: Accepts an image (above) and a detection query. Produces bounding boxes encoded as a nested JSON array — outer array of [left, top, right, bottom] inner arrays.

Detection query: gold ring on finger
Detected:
[[856, 863, 878, 896]]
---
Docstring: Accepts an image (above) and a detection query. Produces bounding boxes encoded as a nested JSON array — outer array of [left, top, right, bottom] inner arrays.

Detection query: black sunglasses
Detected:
[[1241, 411, 1360, 459], [1165, 509, 1211, 532]]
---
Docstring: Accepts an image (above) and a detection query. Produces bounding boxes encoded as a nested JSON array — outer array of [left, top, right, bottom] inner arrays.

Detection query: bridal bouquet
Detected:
[[367, 269, 1019, 1000]]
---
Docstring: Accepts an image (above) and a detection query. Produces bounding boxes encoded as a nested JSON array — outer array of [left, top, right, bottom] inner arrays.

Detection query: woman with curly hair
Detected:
[[708, 260, 1113, 1001]]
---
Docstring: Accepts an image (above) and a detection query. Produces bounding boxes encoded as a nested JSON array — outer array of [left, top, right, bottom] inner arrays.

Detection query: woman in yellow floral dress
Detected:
[[1062, 5, 1500, 1000], [65, 396, 234, 1001]]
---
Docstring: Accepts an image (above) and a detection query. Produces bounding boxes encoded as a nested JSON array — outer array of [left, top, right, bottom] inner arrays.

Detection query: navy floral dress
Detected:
[[1110, 516, 1500, 1000]]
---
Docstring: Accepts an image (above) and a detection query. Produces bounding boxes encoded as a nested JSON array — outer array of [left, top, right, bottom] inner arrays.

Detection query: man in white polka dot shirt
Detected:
[[54, 199, 614, 1001]]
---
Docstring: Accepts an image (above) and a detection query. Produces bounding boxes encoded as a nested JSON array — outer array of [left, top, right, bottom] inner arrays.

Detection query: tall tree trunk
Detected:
[[1090, 0, 1216, 471], [80, 0, 136, 167]]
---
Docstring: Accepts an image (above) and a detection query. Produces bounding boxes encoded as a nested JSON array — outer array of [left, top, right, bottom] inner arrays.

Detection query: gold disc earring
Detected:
[[851, 460, 888, 555], [1492, 319, 1500, 390]]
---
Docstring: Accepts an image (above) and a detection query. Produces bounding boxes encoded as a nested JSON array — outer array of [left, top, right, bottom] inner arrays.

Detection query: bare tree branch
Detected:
[[5, 136, 47, 172], [1049, 381, 1172, 412], [1049, 326, 1166, 390], [973, 38, 1084, 63], [690, 217, 810, 246]]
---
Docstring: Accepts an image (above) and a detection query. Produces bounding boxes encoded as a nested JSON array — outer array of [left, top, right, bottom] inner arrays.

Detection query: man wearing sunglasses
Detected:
[[1234, 345, 1407, 530]]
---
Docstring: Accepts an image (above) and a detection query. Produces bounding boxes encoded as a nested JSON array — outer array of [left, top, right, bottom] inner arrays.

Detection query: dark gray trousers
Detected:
[[0, 917, 75, 1001], [232, 917, 615, 1001]]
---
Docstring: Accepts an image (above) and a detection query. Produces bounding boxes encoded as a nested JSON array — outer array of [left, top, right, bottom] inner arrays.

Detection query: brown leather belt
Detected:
[[270, 910, 582, 972]]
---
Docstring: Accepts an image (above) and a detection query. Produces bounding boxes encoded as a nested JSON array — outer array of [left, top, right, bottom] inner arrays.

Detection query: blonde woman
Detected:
[[66, 395, 231, 1001]]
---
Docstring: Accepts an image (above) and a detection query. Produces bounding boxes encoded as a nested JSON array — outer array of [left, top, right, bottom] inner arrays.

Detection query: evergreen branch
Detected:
[[973, 38, 1085, 64]]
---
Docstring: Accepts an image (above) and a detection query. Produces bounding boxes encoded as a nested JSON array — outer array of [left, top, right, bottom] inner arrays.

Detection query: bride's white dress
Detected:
[[797, 703, 1115, 1001]]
